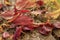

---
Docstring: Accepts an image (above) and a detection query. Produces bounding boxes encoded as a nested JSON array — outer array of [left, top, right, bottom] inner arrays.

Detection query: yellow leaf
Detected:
[[5, 1, 11, 5], [51, 13, 60, 19], [46, 9, 60, 19], [0, 37, 2, 40]]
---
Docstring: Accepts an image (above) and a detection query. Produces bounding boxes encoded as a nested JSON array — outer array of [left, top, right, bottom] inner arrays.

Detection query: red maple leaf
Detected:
[[13, 27, 22, 40], [12, 15, 33, 26], [38, 23, 54, 35]]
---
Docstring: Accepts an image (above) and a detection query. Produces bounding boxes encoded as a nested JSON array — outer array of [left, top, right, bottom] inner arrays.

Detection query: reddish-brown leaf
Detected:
[[38, 23, 54, 35], [36, 0, 44, 6], [12, 15, 33, 26], [13, 27, 22, 40], [23, 25, 34, 31], [0, 10, 14, 20], [0, 4, 3, 9]]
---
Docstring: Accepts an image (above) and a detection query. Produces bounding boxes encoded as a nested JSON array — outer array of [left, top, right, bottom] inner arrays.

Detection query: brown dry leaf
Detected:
[[45, 34, 56, 40], [21, 30, 56, 40], [21, 33, 30, 40], [53, 29, 60, 37], [39, 34, 56, 40], [0, 37, 2, 40], [0, 26, 3, 33], [3, 0, 11, 5], [5, 1, 11, 5]]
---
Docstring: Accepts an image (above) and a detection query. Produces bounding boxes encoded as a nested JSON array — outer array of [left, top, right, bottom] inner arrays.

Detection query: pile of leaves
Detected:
[[0, 0, 60, 40]]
